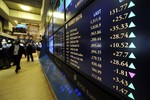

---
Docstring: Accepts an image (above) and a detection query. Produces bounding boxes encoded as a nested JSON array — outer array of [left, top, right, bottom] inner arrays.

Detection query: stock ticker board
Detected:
[[64, 0, 149, 100]]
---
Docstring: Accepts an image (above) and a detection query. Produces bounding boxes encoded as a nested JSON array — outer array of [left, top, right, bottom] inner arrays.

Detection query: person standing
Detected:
[[26, 42, 34, 62], [9, 40, 26, 73]]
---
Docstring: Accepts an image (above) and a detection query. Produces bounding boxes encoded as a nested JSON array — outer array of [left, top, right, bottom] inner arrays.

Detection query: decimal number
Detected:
[[113, 13, 128, 22], [92, 73, 102, 81], [110, 59, 128, 67], [110, 23, 128, 31], [110, 3, 128, 15], [110, 32, 128, 39], [113, 51, 129, 57], [91, 37, 101, 42], [90, 16, 101, 24], [91, 56, 102, 61], [113, 77, 129, 86], [114, 69, 128, 77], [110, 42, 129, 48], [113, 85, 128, 95]]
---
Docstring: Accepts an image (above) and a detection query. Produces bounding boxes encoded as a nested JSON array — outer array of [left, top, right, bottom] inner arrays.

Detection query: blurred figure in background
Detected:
[[26, 42, 34, 62], [37, 42, 42, 51], [9, 40, 26, 73], [0, 41, 4, 69], [1, 41, 11, 68]]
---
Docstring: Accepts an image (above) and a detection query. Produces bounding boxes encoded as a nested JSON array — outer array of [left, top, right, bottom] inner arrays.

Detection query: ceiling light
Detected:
[[20, 5, 30, 11]]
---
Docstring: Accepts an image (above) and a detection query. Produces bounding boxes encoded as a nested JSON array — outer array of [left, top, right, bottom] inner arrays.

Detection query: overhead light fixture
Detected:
[[20, 5, 30, 11]]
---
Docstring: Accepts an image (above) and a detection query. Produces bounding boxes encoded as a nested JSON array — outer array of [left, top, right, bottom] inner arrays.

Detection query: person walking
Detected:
[[9, 40, 26, 73], [26, 42, 34, 62]]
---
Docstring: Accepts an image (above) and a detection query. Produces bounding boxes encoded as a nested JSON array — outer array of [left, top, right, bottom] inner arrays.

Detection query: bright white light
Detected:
[[48, 11, 52, 16], [48, 11, 64, 19], [48, 11, 65, 20], [53, 12, 64, 19], [20, 5, 30, 11]]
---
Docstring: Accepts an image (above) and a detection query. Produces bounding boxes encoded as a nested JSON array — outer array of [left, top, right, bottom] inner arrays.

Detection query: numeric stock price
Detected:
[[110, 42, 129, 48], [110, 23, 128, 31], [110, 32, 129, 39], [113, 77, 129, 86], [113, 51, 129, 58], [110, 59, 128, 67], [110, 3, 128, 15], [113, 13, 129, 22], [114, 69, 128, 77], [113, 85, 128, 95]]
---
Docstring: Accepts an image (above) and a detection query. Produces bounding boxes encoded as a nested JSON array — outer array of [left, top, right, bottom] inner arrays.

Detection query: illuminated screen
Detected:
[[54, 27, 65, 61], [13, 24, 27, 33], [49, 35, 54, 54], [65, 0, 90, 20], [65, 0, 150, 100], [16, 24, 27, 28]]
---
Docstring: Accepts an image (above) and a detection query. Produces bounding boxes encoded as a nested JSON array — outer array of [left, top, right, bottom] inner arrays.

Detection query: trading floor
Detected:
[[0, 53, 56, 100]]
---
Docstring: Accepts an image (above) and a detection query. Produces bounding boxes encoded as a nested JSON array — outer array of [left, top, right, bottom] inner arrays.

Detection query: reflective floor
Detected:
[[0, 53, 56, 100]]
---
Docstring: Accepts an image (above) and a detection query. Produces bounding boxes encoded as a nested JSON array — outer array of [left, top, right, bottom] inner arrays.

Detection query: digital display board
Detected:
[[65, 0, 90, 20], [65, 0, 150, 100], [54, 27, 65, 61], [49, 35, 54, 54]]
